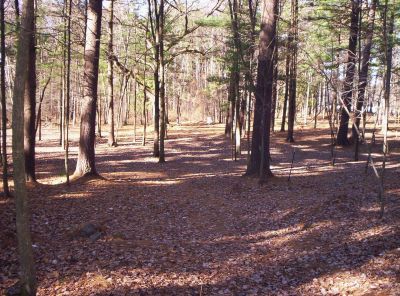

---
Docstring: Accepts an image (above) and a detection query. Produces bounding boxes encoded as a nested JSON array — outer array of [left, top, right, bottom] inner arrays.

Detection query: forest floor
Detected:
[[1, 121, 400, 296]]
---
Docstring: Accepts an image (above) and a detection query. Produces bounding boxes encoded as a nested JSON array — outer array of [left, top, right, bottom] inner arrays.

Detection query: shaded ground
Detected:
[[1, 122, 400, 295]]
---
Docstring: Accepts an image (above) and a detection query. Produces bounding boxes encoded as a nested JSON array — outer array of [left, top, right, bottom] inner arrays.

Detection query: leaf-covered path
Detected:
[[1, 123, 400, 295]]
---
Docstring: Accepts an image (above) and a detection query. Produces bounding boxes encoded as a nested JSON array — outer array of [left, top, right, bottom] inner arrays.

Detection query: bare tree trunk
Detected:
[[74, 0, 102, 177], [59, 69, 63, 146], [148, 0, 160, 157], [286, 0, 298, 143], [133, 80, 137, 142], [225, 72, 235, 138], [336, 0, 360, 146], [314, 83, 320, 129], [304, 72, 311, 125], [0, 0, 10, 196], [246, 0, 277, 179], [382, 0, 394, 154], [159, 0, 166, 163], [142, 86, 147, 145], [142, 26, 148, 146], [281, 43, 290, 132], [271, 48, 278, 132], [12, 0, 36, 292], [354, 0, 377, 160], [64, 0, 72, 184], [23, 0, 36, 182], [107, 0, 116, 147]]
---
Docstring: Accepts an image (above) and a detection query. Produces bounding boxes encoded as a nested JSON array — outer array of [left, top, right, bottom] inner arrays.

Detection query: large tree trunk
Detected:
[[336, 0, 360, 146], [245, 0, 277, 179], [353, 0, 377, 160], [74, 0, 102, 177], [107, 0, 116, 147], [12, 0, 37, 293], [23, 1, 36, 182], [1, 0, 10, 196]]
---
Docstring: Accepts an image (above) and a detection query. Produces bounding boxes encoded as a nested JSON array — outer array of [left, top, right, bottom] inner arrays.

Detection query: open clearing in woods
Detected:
[[1, 123, 400, 295]]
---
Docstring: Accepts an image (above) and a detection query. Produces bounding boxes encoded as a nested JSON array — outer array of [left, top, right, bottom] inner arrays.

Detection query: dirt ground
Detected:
[[1, 122, 399, 295]]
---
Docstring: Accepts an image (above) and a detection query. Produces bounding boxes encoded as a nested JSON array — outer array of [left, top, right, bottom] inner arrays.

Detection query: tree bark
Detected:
[[64, 0, 72, 183], [382, 0, 394, 154], [74, 0, 102, 177], [159, 0, 166, 162], [12, 0, 37, 292], [1, 0, 10, 196], [286, 0, 298, 143], [148, 0, 161, 157], [23, 0, 36, 182], [225, 71, 235, 138], [245, 0, 277, 179], [354, 0, 377, 160], [271, 48, 278, 132], [336, 0, 360, 146], [107, 0, 116, 147], [281, 40, 290, 132]]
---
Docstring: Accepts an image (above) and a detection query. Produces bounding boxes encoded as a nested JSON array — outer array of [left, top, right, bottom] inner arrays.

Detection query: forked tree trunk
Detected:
[[74, 0, 102, 177], [12, 0, 37, 293], [245, 0, 277, 179], [336, 0, 360, 146]]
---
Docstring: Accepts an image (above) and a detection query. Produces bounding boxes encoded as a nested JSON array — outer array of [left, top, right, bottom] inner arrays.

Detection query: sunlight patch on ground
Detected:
[[135, 179, 182, 186], [105, 171, 167, 180], [301, 270, 395, 295], [349, 225, 394, 242]]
